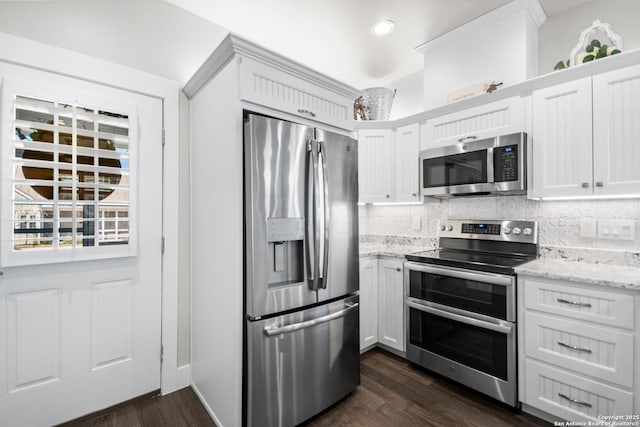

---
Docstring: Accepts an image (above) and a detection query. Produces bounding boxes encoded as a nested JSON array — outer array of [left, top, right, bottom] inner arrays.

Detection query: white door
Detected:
[[532, 78, 593, 198], [593, 64, 640, 197], [358, 129, 393, 203], [393, 123, 420, 203], [0, 63, 163, 426]]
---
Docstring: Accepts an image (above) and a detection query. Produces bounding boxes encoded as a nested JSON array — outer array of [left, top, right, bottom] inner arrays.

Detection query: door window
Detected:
[[4, 88, 136, 265]]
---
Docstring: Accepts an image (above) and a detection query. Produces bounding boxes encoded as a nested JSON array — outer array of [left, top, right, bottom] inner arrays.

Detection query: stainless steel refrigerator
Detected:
[[243, 113, 360, 427]]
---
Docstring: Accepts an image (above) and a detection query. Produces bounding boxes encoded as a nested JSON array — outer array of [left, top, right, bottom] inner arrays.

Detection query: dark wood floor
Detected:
[[59, 387, 215, 427], [61, 349, 549, 427], [305, 349, 548, 427]]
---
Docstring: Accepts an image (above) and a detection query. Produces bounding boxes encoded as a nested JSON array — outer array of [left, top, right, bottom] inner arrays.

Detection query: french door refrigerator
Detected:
[[243, 113, 360, 427]]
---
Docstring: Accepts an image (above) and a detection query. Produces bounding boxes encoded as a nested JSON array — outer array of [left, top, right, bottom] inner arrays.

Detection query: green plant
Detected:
[[554, 59, 570, 70], [581, 39, 621, 63]]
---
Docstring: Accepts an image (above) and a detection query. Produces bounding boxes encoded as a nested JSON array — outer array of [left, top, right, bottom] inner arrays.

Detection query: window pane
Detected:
[[12, 96, 131, 254]]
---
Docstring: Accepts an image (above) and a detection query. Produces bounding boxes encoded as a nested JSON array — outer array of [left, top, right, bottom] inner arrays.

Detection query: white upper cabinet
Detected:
[[532, 78, 593, 198], [532, 64, 640, 198], [394, 123, 420, 203], [358, 129, 394, 203], [358, 124, 420, 204], [239, 57, 355, 129], [592, 64, 640, 196], [420, 96, 524, 150]]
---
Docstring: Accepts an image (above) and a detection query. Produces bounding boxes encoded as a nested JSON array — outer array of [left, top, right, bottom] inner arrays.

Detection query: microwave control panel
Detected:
[[493, 145, 518, 182]]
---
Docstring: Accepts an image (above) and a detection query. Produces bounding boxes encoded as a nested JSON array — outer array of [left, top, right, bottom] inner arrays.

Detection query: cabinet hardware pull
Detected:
[[396, 268, 401, 272], [558, 393, 592, 408], [557, 298, 592, 308], [558, 341, 592, 353], [596, 181, 604, 187], [412, 193, 417, 197], [297, 109, 317, 118], [581, 182, 590, 188], [458, 136, 477, 143], [386, 194, 390, 198]]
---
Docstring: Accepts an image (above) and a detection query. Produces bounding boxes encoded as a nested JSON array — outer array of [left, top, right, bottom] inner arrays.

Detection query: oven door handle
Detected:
[[406, 300, 513, 335], [404, 262, 513, 287]]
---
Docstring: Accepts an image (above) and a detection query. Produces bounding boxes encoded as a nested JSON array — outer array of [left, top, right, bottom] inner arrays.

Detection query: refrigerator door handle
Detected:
[[263, 302, 359, 336], [317, 141, 330, 288], [306, 140, 319, 290]]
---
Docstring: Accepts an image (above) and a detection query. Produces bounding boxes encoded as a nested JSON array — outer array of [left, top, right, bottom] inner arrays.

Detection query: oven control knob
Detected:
[[446, 225, 454, 232], [512, 227, 522, 235], [523, 227, 533, 236], [440, 225, 446, 231], [503, 227, 512, 235]]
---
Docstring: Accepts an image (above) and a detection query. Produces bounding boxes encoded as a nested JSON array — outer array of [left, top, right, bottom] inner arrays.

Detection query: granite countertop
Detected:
[[515, 258, 640, 291], [359, 243, 422, 259]]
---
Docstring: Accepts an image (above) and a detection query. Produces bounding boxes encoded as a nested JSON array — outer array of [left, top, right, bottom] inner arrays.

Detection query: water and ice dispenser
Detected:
[[266, 218, 305, 287]]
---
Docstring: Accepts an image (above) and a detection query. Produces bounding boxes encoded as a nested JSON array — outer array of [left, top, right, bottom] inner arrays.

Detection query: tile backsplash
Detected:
[[359, 196, 640, 253]]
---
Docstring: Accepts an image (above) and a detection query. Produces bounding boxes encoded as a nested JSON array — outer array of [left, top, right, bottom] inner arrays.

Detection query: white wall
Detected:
[[538, 0, 640, 75], [387, 71, 424, 120], [0, 0, 227, 84]]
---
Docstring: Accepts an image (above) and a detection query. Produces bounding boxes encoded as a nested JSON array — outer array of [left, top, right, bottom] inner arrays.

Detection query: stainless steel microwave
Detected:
[[420, 132, 526, 198]]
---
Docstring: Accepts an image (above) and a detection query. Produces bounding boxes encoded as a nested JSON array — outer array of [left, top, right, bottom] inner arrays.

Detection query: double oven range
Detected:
[[404, 220, 538, 407]]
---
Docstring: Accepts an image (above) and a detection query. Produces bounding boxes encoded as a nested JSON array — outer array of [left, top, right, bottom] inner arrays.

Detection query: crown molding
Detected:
[[183, 33, 360, 99]]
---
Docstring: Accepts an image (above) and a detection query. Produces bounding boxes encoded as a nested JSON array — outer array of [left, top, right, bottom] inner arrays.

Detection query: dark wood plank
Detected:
[[58, 387, 216, 427], [58, 349, 548, 427], [305, 349, 548, 427]]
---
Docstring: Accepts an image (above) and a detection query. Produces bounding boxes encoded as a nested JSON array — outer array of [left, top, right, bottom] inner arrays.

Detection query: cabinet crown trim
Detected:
[[183, 33, 361, 100]]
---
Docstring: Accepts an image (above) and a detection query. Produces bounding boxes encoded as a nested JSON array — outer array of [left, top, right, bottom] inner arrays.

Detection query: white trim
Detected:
[[0, 32, 186, 394], [415, 0, 546, 55], [183, 33, 361, 99], [192, 382, 226, 427]]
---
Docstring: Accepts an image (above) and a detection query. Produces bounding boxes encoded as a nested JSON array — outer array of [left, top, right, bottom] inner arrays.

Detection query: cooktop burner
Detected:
[[406, 220, 539, 275]]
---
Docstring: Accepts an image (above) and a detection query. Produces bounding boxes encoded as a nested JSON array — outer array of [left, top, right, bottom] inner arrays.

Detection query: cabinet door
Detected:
[[593, 64, 640, 196], [359, 257, 378, 351], [420, 96, 524, 150], [532, 78, 593, 198], [239, 56, 354, 130], [394, 123, 420, 203], [358, 129, 393, 203], [377, 259, 405, 352]]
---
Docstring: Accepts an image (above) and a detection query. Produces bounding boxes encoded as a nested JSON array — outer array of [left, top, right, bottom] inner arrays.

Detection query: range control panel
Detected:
[[438, 219, 538, 244]]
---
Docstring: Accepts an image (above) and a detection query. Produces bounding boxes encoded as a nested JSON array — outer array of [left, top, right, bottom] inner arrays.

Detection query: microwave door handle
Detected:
[[406, 300, 513, 335], [306, 141, 318, 290], [318, 142, 330, 288], [486, 146, 495, 183]]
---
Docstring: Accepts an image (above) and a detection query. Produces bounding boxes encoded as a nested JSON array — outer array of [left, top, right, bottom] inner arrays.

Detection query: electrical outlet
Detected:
[[412, 216, 422, 231], [579, 219, 597, 239], [598, 219, 636, 240]]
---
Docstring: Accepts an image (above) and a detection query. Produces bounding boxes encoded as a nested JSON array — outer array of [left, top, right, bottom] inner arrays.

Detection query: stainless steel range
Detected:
[[404, 219, 538, 407]]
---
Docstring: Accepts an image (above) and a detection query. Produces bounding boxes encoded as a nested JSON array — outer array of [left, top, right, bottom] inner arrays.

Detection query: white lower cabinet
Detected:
[[377, 259, 405, 352], [359, 257, 379, 350], [519, 276, 637, 421], [359, 257, 405, 353]]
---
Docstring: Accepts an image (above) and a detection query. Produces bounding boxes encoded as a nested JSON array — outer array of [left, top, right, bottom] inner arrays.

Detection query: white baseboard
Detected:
[[191, 382, 225, 427]]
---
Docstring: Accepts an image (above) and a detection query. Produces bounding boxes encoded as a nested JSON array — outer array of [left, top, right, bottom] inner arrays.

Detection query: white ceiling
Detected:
[[165, 0, 592, 89], [0, 0, 592, 90]]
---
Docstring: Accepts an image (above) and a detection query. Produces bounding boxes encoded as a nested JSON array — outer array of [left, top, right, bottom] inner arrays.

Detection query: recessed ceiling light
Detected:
[[371, 20, 395, 36]]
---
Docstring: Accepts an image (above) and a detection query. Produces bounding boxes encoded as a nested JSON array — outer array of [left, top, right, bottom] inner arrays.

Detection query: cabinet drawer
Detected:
[[524, 360, 634, 421], [240, 56, 354, 129], [420, 96, 523, 150], [523, 278, 634, 329], [525, 312, 634, 388]]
